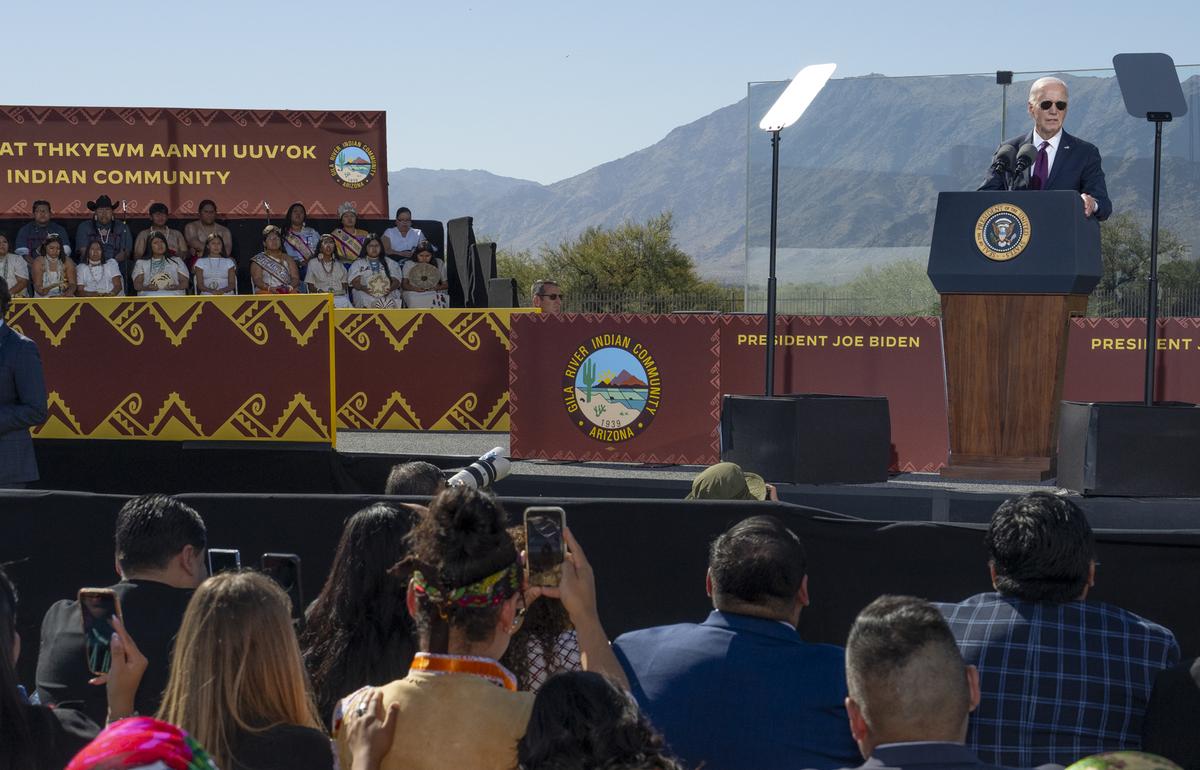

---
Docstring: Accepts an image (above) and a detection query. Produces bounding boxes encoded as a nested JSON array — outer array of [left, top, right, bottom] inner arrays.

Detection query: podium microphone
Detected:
[[990, 144, 1017, 189], [1010, 143, 1038, 190]]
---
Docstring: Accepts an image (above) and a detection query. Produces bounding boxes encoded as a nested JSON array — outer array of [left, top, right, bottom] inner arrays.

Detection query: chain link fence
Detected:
[[563, 285, 1200, 317]]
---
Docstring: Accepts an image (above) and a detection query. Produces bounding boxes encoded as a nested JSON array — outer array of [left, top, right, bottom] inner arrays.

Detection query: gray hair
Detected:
[[1028, 76, 1068, 103]]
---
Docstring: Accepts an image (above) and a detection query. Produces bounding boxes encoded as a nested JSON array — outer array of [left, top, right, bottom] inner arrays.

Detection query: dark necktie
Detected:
[[1031, 140, 1049, 190]]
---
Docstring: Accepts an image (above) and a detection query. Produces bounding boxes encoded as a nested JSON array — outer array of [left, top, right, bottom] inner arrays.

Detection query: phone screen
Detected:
[[261, 553, 304, 623], [208, 548, 241, 575], [525, 507, 565, 586], [78, 590, 120, 675]]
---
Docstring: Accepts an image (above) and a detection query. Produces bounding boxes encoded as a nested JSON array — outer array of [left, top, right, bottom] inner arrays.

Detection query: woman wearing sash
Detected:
[[30, 234, 76, 298], [0, 233, 31, 297], [283, 202, 320, 273], [194, 233, 238, 296], [332, 487, 628, 770], [347, 235, 402, 308], [400, 242, 449, 309], [75, 240, 123, 297], [133, 232, 190, 296], [304, 234, 351, 308], [251, 225, 302, 295], [331, 202, 369, 265]]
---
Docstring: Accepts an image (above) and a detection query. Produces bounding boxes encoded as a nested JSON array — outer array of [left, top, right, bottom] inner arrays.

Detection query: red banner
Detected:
[[510, 314, 721, 464], [0, 106, 387, 217], [1064, 318, 1200, 402]]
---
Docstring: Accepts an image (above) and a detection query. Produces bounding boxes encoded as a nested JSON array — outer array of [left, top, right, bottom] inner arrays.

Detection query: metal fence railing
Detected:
[[562, 285, 1200, 318]]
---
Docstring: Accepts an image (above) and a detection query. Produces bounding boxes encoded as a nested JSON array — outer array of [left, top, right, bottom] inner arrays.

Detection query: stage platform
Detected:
[[28, 431, 1200, 529]]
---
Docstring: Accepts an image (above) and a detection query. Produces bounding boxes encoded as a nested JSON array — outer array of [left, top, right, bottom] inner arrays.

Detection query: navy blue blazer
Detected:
[[838, 742, 1055, 770], [0, 321, 47, 484], [978, 130, 1112, 221], [613, 610, 860, 770]]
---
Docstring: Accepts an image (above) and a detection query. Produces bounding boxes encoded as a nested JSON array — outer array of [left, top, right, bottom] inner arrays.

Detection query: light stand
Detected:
[[758, 63, 836, 395]]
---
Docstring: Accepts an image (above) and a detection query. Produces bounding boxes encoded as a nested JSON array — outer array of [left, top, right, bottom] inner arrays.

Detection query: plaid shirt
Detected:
[[935, 593, 1180, 768]]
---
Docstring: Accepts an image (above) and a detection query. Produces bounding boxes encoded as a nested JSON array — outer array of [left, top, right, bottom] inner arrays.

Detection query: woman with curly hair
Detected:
[[301, 502, 419, 722], [333, 487, 626, 770], [518, 671, 683, 770]]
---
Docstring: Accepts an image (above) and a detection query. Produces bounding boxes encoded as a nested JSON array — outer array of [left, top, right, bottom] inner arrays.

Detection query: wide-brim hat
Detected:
[[685, 462, 768, 501], [86, 195, 118, 211]]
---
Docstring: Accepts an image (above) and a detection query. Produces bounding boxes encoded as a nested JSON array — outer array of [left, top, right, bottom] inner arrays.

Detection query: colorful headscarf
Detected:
[[66, 717, 220, 770], [411, 562, 520, 609]]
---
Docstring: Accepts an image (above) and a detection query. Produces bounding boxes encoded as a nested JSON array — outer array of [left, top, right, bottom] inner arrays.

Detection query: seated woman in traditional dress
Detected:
[[75, 240, 123, 297], [0, 233, 31, 297], [133, 232, 190, 296], [250, 225, 302, 295], [347, 235, 402, 308], [30, 233, 76, 298], [400, 241, 449, 309], [304, 234, 351, 308], [194, 233, 238, 295], [331, 202, 369, 264]]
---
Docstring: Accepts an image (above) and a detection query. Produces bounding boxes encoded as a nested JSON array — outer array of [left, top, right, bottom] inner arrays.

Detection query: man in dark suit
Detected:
[[979, 76, 1112, 221], [613, 515, 859, 770], [837, 595, 1048, 770], [36, 494, 208, 725], [0, 279, 47, 488]]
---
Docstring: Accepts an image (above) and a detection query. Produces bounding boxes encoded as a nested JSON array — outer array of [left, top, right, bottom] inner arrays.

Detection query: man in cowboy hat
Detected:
[[74, 195, 133, 266], [133, 202, 188, 259]]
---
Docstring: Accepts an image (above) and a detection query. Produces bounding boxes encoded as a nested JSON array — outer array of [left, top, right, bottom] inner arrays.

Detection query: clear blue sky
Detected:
[[5, 0, 1196, 184]]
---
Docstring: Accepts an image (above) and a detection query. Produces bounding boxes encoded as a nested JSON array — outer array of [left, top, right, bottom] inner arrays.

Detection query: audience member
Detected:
[[1142, 658, 1200, 770], [193, 234, 238, 295], [331, 203, 369, 264], [399, 242, 449, 309], [282, 202, 321, 269], [935, 492, 1180, 768], [1, 565, 96, 770], [30, 234, 76, 297], [301, 502, 420, 723], [65, 717, 219, 770], [840, 595, 1027, 770], [531, 279, 563, 313], [332, 486, 627, 770], [1, 233, 31, 296], [613, 514, 859, 770], [14, 199, 72, 263], [518, 671, 683, 770], [686, 461, 778, 500], [74, 241, 123, 297], [131, 233, 189, 296], [383, 460, 445, 497], [154, 571, 332, 770], [500, 525, 581, 693], [381, 208, 425, 258], [184, 200, 233, 263], [304, 234, 351, 307], [250, 225, 302, 294], [348, 235, 402, 308], [74, 195, 132, 268], [0, 279, 47, 489], [36, 494, 207, 725], [133, 203, 188, 259]]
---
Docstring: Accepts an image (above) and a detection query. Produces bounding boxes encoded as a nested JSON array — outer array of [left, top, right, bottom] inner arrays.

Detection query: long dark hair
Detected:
[[360, 235, 392, 280], [501, 525, 574, 691], [1, 565, 36, 770], [300, 503, 417, 721], [518, 671, 683, 770]]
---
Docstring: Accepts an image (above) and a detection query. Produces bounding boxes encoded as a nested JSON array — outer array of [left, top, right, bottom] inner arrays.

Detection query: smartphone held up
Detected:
[[78, 588, 122, 675], [524, 506, 566, 587]]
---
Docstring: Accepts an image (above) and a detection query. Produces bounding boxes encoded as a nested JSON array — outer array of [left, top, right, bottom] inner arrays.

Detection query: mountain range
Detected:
[[389, 73, 1200, 284]]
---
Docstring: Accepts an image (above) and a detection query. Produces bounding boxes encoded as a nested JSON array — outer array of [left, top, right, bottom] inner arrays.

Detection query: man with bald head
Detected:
[[979, 76, 1112, 221], [837, 596, 1030, 770]]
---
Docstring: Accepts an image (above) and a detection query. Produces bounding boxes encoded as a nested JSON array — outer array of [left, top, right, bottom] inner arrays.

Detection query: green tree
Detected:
[[494, 247, 544, 307], [1099, 211, 1190, 291], [843, 259, 940, 316]]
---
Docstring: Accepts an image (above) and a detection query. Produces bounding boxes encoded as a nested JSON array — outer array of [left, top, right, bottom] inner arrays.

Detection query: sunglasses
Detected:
[[1038, 100, 1068, 111], [540, 293, 564, 300]]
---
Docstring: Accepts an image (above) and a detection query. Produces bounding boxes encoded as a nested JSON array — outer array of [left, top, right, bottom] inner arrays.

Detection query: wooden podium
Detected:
[[928, 191, 1101, 481]]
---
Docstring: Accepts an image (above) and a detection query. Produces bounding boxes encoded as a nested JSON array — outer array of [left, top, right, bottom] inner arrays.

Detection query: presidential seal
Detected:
[[329, 141, 378, 189], [975, 203, 1031, 261], [562, 334, 661, 444]]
